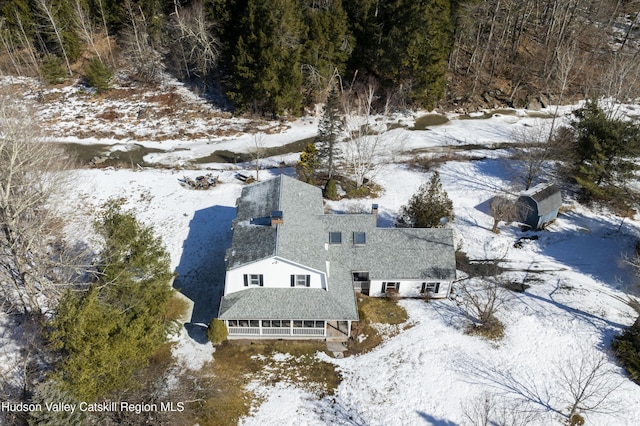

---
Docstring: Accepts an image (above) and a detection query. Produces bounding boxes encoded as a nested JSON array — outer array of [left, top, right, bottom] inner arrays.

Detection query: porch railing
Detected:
[[227, 326, 325, 337]]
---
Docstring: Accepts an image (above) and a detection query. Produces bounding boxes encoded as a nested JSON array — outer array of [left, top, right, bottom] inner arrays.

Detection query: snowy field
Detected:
[[2, 78, 640, 425]]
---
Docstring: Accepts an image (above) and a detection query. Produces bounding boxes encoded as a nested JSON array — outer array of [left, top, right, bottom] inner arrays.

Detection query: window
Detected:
[[262, 320, 283, 327], [249, 320, 259, 327], [382, 282, 400, 293], [228, 320, 238, 327], [421, 282, 440, 294], [353, 232, 366, 245], [329, 232, 342, 244], [315, 321, 324, 328], [303, 320, 314, 328], [291, 274, 310, 287], [293, 320, 303, 328], [352, 271, 369, 282], [243, 274, 264, 286]]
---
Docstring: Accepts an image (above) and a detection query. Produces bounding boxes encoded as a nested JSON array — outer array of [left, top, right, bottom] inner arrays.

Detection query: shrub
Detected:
[[323, 178, 338, 200], [570, 413, 585, 426], [399, 170, 453, 227], [207, 318, 228, 345], [41, 54, 67, 85], [612, 316, 640, 384], [85, 57, 114, 93]]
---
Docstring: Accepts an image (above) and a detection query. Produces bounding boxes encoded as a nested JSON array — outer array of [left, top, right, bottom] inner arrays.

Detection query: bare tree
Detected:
[[121, 0, 163, 83], [170, 0, 220, 81], [72, 0, 101, 61], [95, 0, 114, 65], [250, 132, 267, 181], [341, 78, 394, 189], [462, 276, 510, 339], [35, 0, 73, 76], [510, 123, 555, 191], [462, 392, 539, 426], [489, 196, 518, 234], [556, 348, 622, 423], [0, 91, 78, 315]]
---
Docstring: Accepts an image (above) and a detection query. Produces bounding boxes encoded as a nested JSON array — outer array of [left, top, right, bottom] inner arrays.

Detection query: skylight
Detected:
[[329, 232, 342, 244]]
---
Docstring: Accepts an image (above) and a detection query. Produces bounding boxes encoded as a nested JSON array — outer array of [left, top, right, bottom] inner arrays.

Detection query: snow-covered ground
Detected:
[[2, 77, 640, 425]]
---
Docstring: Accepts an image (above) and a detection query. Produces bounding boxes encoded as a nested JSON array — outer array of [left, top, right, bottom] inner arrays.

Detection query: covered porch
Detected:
[[225, 319, 352, 340]]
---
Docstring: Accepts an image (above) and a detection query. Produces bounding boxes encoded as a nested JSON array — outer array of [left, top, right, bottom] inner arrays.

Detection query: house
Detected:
[[518, 183, 562, 229], [218, 175, 456, 340]]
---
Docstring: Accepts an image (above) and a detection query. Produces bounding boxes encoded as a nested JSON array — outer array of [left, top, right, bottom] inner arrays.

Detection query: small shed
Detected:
[[518, 183, 562, 229]]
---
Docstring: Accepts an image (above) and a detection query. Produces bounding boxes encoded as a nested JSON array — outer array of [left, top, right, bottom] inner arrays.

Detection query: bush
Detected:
[[41, 54, 67, 84], [85, 57, 114, 93], [399, 170, 453, 227], [323, 178, 338, 200], [208, 318, 228, 345], [612, 316, 640, 384]]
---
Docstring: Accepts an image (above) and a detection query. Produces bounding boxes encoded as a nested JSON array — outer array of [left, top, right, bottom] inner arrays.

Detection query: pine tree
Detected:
[[345, 0, 454, 110], [315, 87, 343, 178], [84, 56, 113, 92], [400, 171, 454, 228], [300, 0, 352, 102], [571, 100, 640, 199], [228, 0, 304, 115], [48, 201, 174, 401]]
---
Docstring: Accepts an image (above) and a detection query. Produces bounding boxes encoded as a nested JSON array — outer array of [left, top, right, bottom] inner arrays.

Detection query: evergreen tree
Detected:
[[300, 0, 352, 102], [315, 87, 343, 178], [571, 100, 640, 198], [323, 177, 338, 200], [228, 0, 304, 115], [297, 142, 320, 184], [613, 315, 640, 384], [345, 0, 454, 110], [399, 171, 454, 228], [84, 56, 113, 92], [48, 201, 174, 401]]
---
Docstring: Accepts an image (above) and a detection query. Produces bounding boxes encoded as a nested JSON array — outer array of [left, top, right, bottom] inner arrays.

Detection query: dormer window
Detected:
[[329, 232, 342, 244], [353, 232, 366, 245]]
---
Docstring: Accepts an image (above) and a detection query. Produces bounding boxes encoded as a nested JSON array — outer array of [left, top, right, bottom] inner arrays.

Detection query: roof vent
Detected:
[[270, 210, 284, 226]]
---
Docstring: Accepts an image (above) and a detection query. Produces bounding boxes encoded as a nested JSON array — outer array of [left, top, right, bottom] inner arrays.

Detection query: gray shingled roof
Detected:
[[219, 175, 455, 321], [218, 288, 358, 320]]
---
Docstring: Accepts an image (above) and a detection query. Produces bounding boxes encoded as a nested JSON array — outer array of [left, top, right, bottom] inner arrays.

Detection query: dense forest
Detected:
[[0, 0, 639, 114]]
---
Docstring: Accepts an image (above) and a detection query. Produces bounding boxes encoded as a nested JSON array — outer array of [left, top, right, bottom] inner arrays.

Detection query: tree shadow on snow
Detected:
[[416, 412, 459, 425], [440, 159, 512, 194], [173, 205, 236, 334], [531, 210, 640, 294]]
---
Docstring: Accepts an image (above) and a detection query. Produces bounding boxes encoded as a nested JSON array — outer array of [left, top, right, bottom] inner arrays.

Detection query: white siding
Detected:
[[369, 280, 451, 298], [225, 256, 326, 295]]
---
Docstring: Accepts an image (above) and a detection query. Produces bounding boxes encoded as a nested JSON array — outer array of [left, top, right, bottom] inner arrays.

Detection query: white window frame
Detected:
[[295, 274, 308, 286], [421, 282, 440, 294]]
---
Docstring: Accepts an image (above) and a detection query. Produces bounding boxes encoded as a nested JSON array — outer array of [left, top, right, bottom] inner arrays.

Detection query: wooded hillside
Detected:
[[0, 0, 638, 115]]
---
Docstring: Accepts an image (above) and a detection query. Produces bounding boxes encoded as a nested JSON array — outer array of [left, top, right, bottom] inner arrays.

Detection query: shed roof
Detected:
[[519, 183, 562, 215]]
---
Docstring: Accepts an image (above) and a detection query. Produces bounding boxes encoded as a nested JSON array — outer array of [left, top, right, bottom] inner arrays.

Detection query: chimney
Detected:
[[371, 204, 378, 225], [270, 210, 283, 226]]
